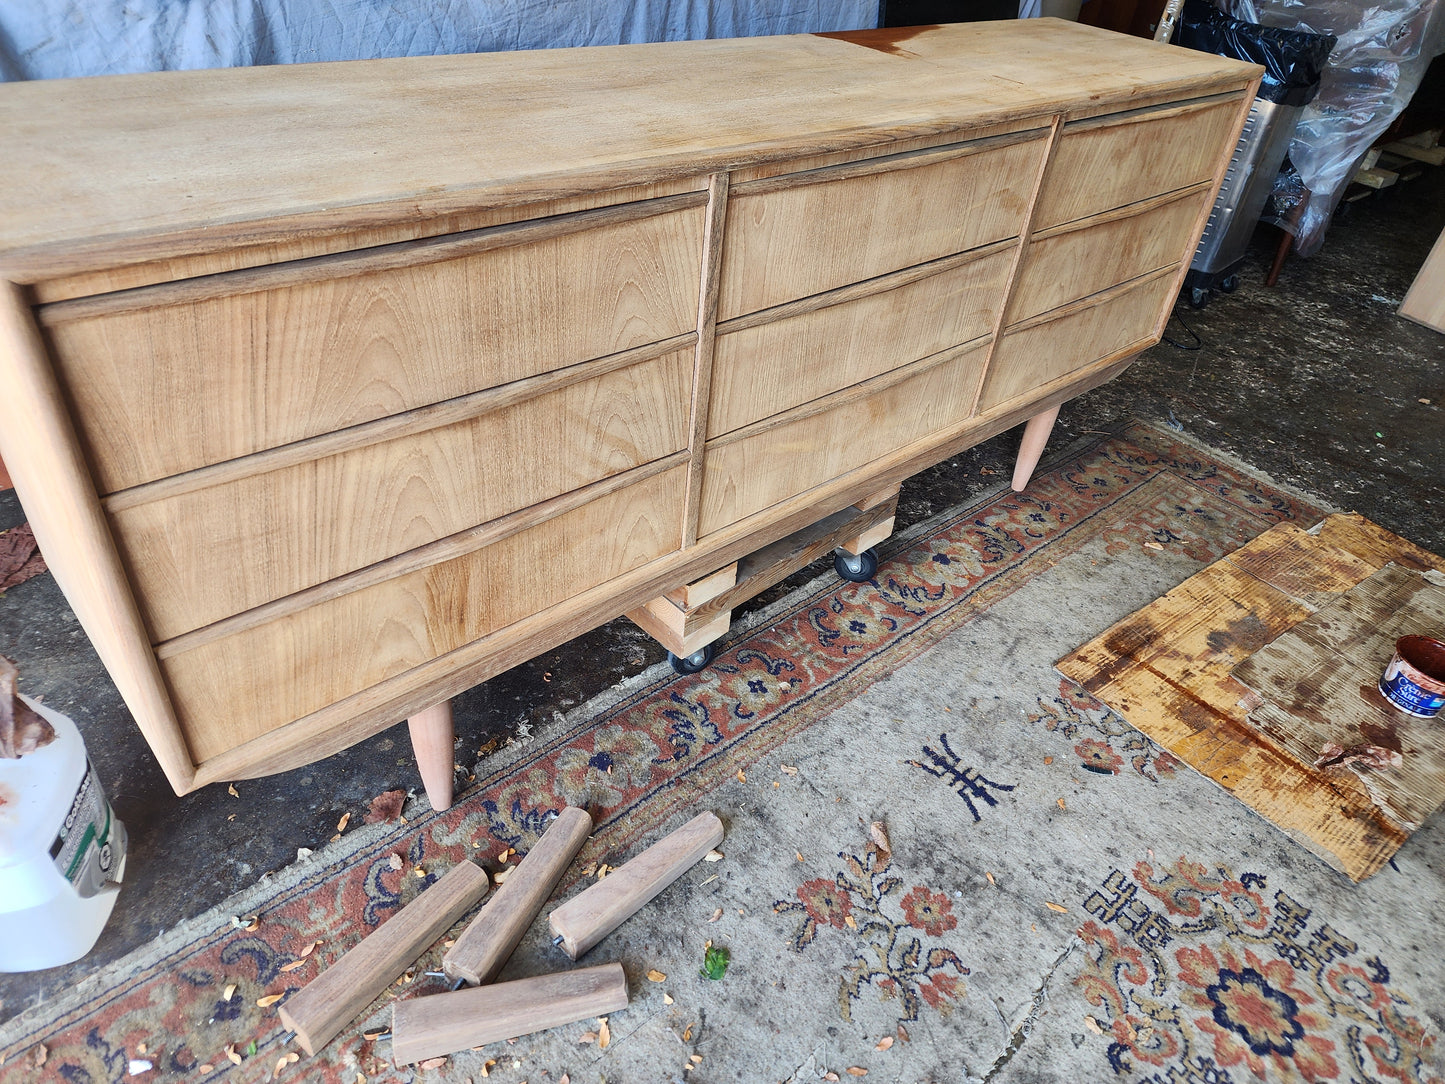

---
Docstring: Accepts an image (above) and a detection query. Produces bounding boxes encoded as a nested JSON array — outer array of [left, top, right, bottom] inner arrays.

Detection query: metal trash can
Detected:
[[1175, 0, 1335, 307]]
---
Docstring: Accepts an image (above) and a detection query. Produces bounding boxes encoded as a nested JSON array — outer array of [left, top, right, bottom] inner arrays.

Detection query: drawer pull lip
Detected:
[[152, 450, 690, 662], [37, 190, 708, 324], [1003, 262, 1180, 336], [101, 331, 697, 513], [1027, 180, 1213, 240], [717, 237, 1017, 336], [729, 126, 1050, 197]]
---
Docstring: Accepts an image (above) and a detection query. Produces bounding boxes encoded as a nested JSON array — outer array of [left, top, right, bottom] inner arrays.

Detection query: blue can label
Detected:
[[1380, 658, 1445, 717]]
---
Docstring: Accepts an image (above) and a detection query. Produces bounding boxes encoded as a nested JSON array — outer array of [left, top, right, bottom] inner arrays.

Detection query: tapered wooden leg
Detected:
[[1012, 404, 1060, 492], [407, 700, 455, 812]]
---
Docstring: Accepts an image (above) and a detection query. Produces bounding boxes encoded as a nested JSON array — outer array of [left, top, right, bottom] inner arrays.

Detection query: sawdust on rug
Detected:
[[2, 423, 1441, 1084]]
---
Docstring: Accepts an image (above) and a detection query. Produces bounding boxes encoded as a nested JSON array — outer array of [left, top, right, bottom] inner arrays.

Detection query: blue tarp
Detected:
[[0, 0, 877, 81]]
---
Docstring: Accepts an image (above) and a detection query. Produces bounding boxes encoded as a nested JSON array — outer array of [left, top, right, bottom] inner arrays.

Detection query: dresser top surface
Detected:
[[0, 19, 1257, 278]]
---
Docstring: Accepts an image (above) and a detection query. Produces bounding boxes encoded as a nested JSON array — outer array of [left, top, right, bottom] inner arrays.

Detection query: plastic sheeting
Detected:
[[1217, 0, 1445, 255], [0, 1, 877, 82]]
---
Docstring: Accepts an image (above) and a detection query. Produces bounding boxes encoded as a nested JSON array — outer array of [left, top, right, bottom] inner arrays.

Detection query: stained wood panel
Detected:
[[161, 466, 685, 761], [1058, 514, 1445, 881], [46, 205, 704, 492], [1006, 189, 1209, 323], [978, 270, 1177, 412], [709, 248, 1013, 438], [697, 342, 990, 536], [1032, 95, 1245, 229], [718, 134, 1044, 318], [112, 349, 692, 641]]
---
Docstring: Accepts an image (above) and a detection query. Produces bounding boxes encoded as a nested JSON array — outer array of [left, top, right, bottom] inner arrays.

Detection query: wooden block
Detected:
[[392, 962, 628, 1065], [625, 596, 732, 657], [664, 562, 739, 610], [278, 860, 490, 1056], [852, 483, 901, 513], [838, 516, 895, 557], [1383, 140, 1445, 166], [443, 806, 593, 986], [1353, 166, 1397, 190], [548, 811, 723, 959]]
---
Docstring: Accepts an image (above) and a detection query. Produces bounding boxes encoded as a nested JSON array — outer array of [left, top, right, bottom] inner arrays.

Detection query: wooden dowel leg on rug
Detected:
[[1012, 404, 1061, 492], [392, 963, 628, 1065], [278, 860, 490, 1056], [548, 811, 723, 959], [407, 699, 455, 812], [443, 806, 593, 986]]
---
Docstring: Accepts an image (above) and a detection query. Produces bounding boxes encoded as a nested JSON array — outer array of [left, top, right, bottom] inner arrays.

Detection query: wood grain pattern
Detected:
[[161, 467, 684, 762], [32, 177, 708, 303], [407, 700, 456, 813], [188, 351, 1141, 789], [1032, 95, 1246, 229], [978, 269, 1177, 412], [718, 135, 1043, 318], [46, 206, 704, 492], [391, 963, 628, 1064], [111, 348, 692, 641], [681, 173, 730, 550], [708, 247, 1013, 438], [1005, 189, 1208, 323], [1399, 225, 1445, 332], [1057, 514, 1445, 881], [697, 342, 990, 536], [1233, 564, 1445, 831], [0, 21, 1258, 282], [0, 283, 195, 793], [549, 811, 724, 959], [443, 806, 593, 986], [278, 859, 490, 1056]]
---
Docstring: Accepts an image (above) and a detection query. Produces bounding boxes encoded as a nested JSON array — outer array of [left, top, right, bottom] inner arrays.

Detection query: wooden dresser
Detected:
[[0, 21, 1259, 805]]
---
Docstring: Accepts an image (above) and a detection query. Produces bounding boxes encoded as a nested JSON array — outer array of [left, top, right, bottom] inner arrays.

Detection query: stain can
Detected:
[[1378, 635, 1445, 719]]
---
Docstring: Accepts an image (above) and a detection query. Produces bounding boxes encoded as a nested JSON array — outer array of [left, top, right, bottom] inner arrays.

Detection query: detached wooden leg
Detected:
[[408, 700, 455, 812], [1012, 404, 1060, 492]]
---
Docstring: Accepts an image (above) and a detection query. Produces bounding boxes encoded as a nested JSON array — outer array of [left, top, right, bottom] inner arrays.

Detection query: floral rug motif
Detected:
[[1077, 855, 1442, 1084], [0, 423, 1361, 1083], [774, 845, 970, 1025]]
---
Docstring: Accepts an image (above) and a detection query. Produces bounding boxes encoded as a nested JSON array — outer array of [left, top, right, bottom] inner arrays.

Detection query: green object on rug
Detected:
[[2, 423, 1441, 1083], [701, 944, 729, 980]]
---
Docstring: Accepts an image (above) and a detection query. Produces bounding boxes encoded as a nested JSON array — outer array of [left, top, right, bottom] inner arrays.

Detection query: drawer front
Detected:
[[1032, 97, 1242, 230], [114, 350, 692, 642], [718, 134, 1045, 318], [709, 248, 1012, 438], [979, 272, 1177, 412], [161, 466, 685, 761], [47, 204, 705, 493], [697, 342, 990, 536], [1006, 190, 1209, 324]]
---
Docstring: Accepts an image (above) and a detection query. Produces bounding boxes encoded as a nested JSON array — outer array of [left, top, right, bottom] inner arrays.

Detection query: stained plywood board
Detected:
[[1058, 513, 1445, 881], [1232, 564, 1445, 831]]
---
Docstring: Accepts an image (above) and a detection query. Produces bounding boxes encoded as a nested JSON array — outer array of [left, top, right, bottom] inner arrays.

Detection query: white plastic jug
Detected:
[[0, 694, 127, 971]]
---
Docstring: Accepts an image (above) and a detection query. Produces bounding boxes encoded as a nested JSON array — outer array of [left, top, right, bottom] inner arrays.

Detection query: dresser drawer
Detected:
[[1006, 189, 1209, 324], [697, 340, 991, 536], [112, 347, 692, 643], [979, 270, 1177, 411], [43, 200, 705, 493], [1032, 96, 1242, 230], [709, 246, 1012, 438], [158, 465, 686, 761], [718, 132, 1045, 318]]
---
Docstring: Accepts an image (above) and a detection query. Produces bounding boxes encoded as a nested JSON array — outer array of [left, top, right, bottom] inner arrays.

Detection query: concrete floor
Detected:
[[1, 165, 1441, 1023]]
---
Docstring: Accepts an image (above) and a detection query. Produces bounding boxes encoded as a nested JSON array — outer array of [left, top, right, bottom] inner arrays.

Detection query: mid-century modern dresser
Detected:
[[0, 20, 1260, 805]]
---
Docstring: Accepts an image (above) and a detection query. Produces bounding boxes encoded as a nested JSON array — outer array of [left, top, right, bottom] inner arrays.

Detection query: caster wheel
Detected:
[[1219, 274, 1239, 294], [668, 642, 716, 675], [1188, 286, 1210, 309], [834, 547, 879, 583]]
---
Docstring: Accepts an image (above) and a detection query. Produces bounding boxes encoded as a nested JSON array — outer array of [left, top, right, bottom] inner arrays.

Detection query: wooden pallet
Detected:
[[1058, 513, 1445, 881], [627, 485, 898, 660]]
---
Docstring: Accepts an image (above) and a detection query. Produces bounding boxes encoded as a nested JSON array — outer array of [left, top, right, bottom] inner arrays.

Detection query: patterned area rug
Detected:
[[3, 423, 1442, 1083]]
